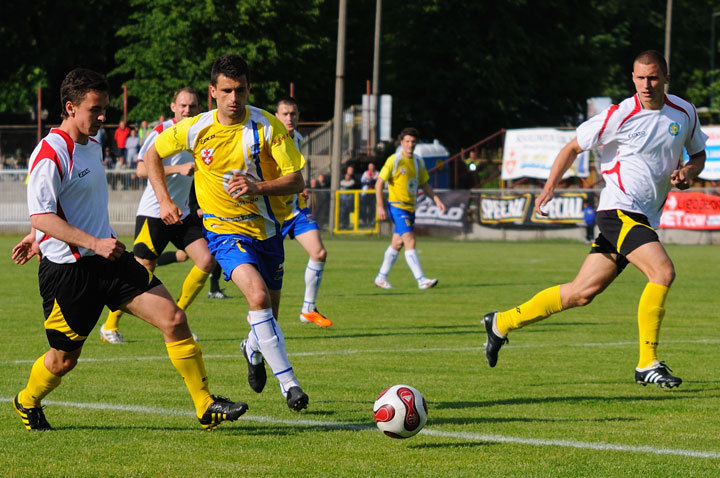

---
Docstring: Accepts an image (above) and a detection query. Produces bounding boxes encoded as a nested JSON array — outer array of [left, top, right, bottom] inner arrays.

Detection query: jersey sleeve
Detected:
[[268, 116, 305, 174], [136, 128, 160, 162], [155, 117, 193, 159], [418, 157, 430, 186], [576, 104, 620, 151], [27, 155, 63, 216], [378, 155, 395, 182], [684, 104, 708, 157]]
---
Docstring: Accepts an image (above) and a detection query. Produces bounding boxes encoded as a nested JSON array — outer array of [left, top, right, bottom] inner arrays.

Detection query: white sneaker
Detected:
[[208, 290, 228, 299], [374, 276, 392, 289], [99, 324, 125, 344], [418, 277, 438, 289]]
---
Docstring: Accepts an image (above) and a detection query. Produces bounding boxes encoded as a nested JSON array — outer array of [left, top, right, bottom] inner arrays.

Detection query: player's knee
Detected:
[[195, 254, 215, 272], [313, 247, 327, 262], [47, 354, 79, 376], [653, 267, 675, 287], [568, 287, 601, 307], [245, 290, 271, 310]]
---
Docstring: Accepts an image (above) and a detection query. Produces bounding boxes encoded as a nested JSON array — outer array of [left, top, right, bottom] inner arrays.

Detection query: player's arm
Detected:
[[136, 160, 194, 178], [535, 138, 584, 216], [11, 228, 41, 265], [420, 182, 447, 213], [375, 176, 387, 221], [144, 143, 183, 225], [30, 213, 125, 260], [227, 171, 304, 198], [671, 151, 706, 190]]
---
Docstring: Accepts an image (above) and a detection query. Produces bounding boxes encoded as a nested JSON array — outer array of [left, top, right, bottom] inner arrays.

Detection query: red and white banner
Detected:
[[659, 191, 720, 230]]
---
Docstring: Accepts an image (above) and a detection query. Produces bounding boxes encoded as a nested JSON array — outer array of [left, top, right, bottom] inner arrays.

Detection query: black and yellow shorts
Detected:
[[590, 209, 659, 274], [38, 252, 162, 351], [133, 214, 204, 260]]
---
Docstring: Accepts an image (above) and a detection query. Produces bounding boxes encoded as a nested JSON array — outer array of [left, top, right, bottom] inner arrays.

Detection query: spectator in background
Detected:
[[138, 120, 150, 145], [114, 120, 130, 160], [125, 126, 140, 168], [583, 198, 597, 243], [360, 163, 378, 226], [92, 124, 109, 151], [312, 174, 329, 223], [316, 173, 328, 188], [339, 166, 356, 229]]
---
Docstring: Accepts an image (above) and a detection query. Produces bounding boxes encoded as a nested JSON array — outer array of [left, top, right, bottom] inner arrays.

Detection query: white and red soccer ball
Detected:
[[373, 384, 428, 438]]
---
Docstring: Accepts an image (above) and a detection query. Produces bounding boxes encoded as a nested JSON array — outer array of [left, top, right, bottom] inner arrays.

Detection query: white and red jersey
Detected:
[[27, 128, 116, 263], [136, 118, 194, 218], [577, 93, 707, 228]]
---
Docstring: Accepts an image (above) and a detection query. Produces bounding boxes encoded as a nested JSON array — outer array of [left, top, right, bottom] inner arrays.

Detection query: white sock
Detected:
[[248, 308, 300, 392], [405, 249, 424, 280], [302, 259, 324, 314], [378, 246, 399, 279], [243, 331, 263, 365]]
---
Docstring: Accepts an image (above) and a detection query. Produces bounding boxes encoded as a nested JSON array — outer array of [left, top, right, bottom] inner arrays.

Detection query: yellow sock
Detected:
[[637, 282, 669, 369], [19, 354, 62, 408], [165, 337, 214, 418], [176, 266, 210, 311], [104, 309, 124, 330], [496, 285, 563, 336]]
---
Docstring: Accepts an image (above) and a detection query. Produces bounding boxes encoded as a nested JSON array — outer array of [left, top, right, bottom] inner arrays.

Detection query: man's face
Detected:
[[171, 91, 200, 121], [275, 103, 299, 133], [211, 74, 250, 122], [632, 61, 668, 109], [67, 90, 108, 138], [400, 134, 418, 157]]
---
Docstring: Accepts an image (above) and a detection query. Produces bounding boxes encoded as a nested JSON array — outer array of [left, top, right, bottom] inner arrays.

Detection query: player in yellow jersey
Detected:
[[374, 127, 446, 290], [144, 54, 309, 411]]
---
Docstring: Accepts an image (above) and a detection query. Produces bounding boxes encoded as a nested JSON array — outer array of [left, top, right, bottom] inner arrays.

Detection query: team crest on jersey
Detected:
[[668, 122, 680, 136], [201, 148, 214, 165], [399, 167, 407, 176]]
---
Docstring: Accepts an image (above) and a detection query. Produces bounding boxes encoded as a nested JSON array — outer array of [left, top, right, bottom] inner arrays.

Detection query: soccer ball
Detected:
[[373, 384, 428, 438]]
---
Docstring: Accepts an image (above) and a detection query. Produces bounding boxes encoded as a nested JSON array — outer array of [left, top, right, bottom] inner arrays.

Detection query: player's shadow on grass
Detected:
[[433, 393, 694, 410], [427, 415, 638, 426]]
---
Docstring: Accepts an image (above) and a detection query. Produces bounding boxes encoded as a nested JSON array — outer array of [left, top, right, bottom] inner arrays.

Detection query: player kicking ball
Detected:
[[482, 50, 706, 389]]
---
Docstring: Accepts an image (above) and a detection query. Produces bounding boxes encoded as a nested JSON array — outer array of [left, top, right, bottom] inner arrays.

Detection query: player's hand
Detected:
[[376, 205, 387, 221], [11, 232, 41, 265], [160, 200, 183, 225], [177, 162, 195, 176], [92, 237, 125, 260], [227, 172, 259, 198], [434, 196, 447, 214], [670, 168, 691, 190], [534, 189, 554, 216], [300, 189, 309, 201]]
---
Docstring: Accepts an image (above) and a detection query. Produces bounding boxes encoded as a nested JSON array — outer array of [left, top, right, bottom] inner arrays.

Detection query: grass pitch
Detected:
[[1, 234, 718, 476]]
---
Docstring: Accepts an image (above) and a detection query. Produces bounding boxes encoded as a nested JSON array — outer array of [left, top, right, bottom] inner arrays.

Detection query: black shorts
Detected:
[[38, 252, 162, 351], [133, 214, 204, 260], [589, 209, 659, 274]]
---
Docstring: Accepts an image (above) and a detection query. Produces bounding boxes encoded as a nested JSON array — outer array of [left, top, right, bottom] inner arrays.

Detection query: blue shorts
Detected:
[[389, 204, 415, 235], [205, 232, 285, 290], [281, 208, 319, 240]]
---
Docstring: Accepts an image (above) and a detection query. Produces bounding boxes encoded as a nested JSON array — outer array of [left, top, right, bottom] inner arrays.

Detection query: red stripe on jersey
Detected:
[[617, 95, 641, 131], [30, 140, 64, 179], [50, 128, 75, 172], [663, 95, 690, 120], [597, 104, 619, 142], [689, 103, 698, 139], [601, 160, 626, 193]]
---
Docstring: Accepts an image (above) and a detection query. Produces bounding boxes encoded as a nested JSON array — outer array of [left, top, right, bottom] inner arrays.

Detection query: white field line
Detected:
[[7, 398, 720, 460], [4, 338, 720, 366]]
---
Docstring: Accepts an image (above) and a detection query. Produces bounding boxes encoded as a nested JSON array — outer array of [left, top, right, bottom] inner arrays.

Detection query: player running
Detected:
[[144, 54, 309, 411], [374, 127, 446, 290], [482, 50, 707, 389], [275, 97, 331, 327], [99, 87, 216, 344], [12, 68, 246, 431]]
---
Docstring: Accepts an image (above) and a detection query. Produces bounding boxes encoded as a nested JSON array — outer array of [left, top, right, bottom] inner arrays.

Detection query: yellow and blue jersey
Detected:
[[378, 153, 429, 212], [154, 107, 305, 240]]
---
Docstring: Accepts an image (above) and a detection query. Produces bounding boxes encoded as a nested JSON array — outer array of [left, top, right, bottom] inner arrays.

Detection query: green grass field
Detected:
[[1, 234, 719, 476]]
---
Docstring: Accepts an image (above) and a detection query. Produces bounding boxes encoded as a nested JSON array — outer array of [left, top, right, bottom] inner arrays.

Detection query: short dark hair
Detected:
[[172, 86, 199, 104], [276, 96, 299, 111], [634, 50, 668, 76], [398, 127, 420, 142], [60, 68, 109, 119], [211, 54, 251, 85]]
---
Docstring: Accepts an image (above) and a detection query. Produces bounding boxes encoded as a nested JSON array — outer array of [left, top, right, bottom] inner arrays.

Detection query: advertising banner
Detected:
[[479, 192, 590, 229], [659, 191, 720, 230], [696, 126, 720, 181], [415, 190, 470, 229], [502, 128, 589, 180]]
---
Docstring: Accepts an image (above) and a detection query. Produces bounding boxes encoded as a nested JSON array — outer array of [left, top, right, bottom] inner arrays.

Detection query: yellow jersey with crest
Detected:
[[378, 153, 429, 212], [154, 107, 305, 240]]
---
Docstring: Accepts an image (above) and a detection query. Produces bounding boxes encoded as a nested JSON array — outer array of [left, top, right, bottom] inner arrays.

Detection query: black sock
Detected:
[[157, 251, 178, 266], [210, 262, 222, 292]]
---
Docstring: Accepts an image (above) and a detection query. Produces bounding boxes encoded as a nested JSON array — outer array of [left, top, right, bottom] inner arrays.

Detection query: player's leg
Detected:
[[207, 261, 227, 298], [483, 250, 619, 367], [295, 228, 332, 327], [177, 237, 214, 310], [400, 229, 437, 289], [375, 206, 408, 289], [157, 249, 188, 266]]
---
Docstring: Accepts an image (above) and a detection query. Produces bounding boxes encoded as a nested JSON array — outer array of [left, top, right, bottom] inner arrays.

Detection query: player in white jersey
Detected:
[[11, 68, 247, 431], [482, 51, 706, 389], [98, 87, 216, 344], [276, 97, 332, 327]]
